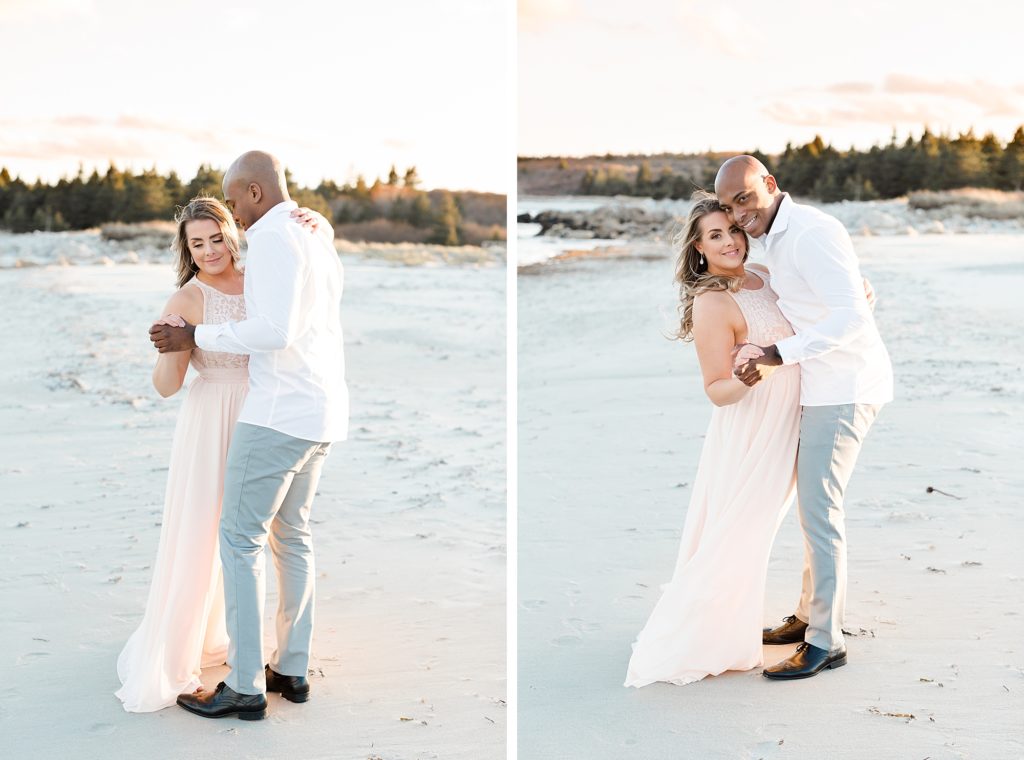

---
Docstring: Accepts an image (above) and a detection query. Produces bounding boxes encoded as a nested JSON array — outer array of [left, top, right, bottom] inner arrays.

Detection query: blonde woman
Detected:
[[624, 193, 802, 687], [116, 197, 321, 712]]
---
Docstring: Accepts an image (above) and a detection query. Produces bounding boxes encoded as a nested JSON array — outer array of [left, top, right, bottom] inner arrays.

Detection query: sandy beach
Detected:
[[0, 254, 505, 759], [518, 234, 1024, 759]]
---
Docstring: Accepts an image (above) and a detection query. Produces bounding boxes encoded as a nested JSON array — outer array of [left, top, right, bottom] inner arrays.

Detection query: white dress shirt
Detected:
[[753, 194, 893, 406], [195, 200, 349, 442]]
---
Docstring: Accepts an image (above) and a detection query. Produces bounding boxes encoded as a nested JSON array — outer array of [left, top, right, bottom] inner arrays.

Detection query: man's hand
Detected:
[[149, 320, 197, 353], [733, 343, 782, 387]]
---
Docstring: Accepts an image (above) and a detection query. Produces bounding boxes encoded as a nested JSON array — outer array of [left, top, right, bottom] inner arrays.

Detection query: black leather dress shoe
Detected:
[[762, 642, 847, 680], [176, 682, 267, 720], [265, 665, 310, 703], [762, 614, 809, 645]]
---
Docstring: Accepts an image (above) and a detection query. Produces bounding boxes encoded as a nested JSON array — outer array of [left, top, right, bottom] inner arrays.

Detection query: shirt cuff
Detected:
[[194, 323, 217, 351], [774, 335, 800, 365]]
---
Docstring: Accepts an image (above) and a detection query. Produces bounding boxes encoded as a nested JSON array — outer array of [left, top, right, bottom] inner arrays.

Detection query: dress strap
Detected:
[[188, 279, 209, 323], [747, 267, 769, 287]]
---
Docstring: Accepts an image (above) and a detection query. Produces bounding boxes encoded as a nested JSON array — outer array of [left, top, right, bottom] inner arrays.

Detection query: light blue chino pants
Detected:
[[219, 422, 332, 695], [793, 403, 882, 654]]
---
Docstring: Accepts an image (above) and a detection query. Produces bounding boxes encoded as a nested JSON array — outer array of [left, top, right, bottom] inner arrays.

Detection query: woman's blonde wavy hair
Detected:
[[672, 191, 749, 341], [171, 196, 241, 289]]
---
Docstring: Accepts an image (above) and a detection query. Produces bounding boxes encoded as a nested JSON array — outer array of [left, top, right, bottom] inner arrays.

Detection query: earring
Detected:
[[699, 254, 704, 266]]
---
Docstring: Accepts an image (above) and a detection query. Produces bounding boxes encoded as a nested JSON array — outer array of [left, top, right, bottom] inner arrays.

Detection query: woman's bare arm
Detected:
[[692, 291, 751, 407], [152, 286, 203, 398]]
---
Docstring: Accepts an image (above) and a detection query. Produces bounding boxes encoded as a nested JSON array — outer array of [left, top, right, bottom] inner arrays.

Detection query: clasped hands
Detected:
[[731, 342, 782, 387], [149, 313, 196, 353]]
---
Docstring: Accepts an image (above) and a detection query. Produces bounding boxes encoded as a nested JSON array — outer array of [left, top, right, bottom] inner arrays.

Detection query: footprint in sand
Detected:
[[749, 737, 785, 758], [16, 652, 50, 665], [551, 634, 583, 647], [565, 617, 601, 633]]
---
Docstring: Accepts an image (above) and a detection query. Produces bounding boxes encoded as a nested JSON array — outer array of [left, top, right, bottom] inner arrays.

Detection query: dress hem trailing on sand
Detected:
[[624, 269, 801, 688]]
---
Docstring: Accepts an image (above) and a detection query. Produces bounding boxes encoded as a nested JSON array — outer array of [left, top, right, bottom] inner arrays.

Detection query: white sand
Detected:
[[518, 235, 1024, 759], [0, 259, 505, 759]]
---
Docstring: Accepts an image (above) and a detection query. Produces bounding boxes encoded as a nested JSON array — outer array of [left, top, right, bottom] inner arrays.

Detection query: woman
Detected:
[[624, 193, 801, 687], [116, 197, 320, 711]]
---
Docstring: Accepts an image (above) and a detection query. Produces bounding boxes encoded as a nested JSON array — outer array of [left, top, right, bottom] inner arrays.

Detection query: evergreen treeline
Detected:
[[312, 167, 472, 245], [0, 162, 494, 246], [579, 126, 1024, 201]]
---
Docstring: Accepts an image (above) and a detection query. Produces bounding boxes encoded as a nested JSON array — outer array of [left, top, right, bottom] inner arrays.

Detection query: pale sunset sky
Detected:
[[0, 0, 508, 192], [519, 0, 1024, 157]]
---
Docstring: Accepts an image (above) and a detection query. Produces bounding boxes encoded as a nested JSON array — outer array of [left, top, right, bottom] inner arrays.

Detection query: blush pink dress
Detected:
[[116, 277, 248, 712], [625, 268, 801, 687]]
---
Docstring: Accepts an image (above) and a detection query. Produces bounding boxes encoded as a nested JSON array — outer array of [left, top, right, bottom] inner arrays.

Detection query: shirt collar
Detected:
[[245, 200, 298, 235], [763, 193, 792, 241]]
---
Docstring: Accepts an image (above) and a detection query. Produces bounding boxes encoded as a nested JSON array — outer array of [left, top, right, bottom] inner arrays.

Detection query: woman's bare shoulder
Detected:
[[160, 282, 204, 322], [692, 288, 743, 334], [693, 288, 734, 312], [165, 282, 202, 306]]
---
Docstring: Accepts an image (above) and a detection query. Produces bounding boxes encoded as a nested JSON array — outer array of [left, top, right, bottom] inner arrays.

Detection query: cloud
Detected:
[[825, 82, 876, 95], [762, 100, 945, 130], [764, 75, 1024, 130], [0, 134, 153, 164], [0, 114, 272, 170], [519, 0, 580, 32], [882, 74, 1022, 117], [519, 0, 666, 38]]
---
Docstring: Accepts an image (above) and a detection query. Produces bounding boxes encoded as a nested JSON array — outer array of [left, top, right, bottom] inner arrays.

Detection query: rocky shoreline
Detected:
[[519, 194, 1024, 242], [517, 206, 675, 240]]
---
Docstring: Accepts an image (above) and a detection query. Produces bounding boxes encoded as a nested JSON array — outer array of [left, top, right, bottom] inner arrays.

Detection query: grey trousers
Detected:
[[792, 403, 881, 653], [220, 422, 332, 695]]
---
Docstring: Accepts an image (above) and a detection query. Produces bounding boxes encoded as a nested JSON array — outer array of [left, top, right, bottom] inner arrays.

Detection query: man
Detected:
[[150, 150, 348, 718], [715, 155, 893, 680]]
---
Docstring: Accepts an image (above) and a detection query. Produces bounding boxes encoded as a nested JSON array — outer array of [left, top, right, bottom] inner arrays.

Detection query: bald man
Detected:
[[715, 156, 893, 681], [156, 151, 348, 719]]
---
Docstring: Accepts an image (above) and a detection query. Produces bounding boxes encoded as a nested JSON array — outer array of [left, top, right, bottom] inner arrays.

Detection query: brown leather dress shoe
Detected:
[[265, 665, 311, 703], [176, 681, 267, 720], [762, 614, 809, 645], [762, 642, 847, 680]]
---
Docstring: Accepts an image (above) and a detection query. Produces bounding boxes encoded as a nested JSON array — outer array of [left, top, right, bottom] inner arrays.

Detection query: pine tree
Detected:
[[409, 192, 433, 227], [997, 126, 1024, 190], [430, 192, 462, 245]]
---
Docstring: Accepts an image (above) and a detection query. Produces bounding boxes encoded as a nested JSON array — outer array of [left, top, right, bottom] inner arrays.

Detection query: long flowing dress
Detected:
[[624, 268, 801, 688], [116, 278, 248, 712]]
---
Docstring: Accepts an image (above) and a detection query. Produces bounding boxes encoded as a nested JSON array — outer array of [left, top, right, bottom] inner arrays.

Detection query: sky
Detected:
[[0, 0, 508, 192], [519, 0, 1024, 157]]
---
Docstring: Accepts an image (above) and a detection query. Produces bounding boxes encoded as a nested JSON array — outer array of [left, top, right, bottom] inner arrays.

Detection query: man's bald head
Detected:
[[713, 155, 783, 239], [222, 150, 290, 230], [714, 155, 771, 195]]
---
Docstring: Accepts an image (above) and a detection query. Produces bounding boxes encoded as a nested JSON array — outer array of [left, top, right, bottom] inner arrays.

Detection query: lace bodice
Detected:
[[729, 269, 794, 346], [189, 278, 248, 374]]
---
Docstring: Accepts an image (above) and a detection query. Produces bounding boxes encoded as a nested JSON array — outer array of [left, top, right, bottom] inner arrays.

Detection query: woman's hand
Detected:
[[863, 277, 877, 311], [291, 207, 319, 232], [153, 313, 186, 328], [732, 342, 764, 368]]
